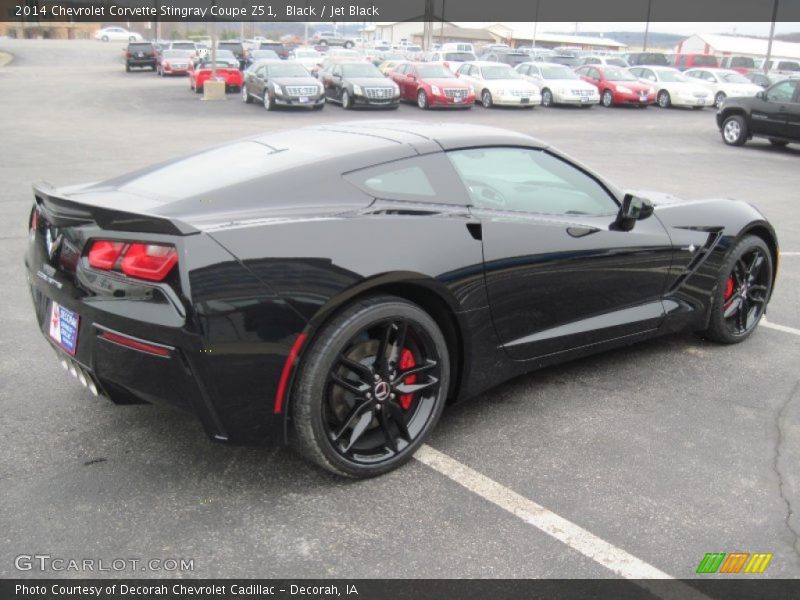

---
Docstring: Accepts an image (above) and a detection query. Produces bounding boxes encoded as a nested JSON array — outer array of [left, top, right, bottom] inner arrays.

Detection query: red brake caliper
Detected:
[[398, 348, 416, 410], [724, 276, 735, 300]]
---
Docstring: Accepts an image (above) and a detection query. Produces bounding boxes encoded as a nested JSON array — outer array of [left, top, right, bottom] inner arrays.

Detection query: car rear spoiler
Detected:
[[33, 185, 199, 236]]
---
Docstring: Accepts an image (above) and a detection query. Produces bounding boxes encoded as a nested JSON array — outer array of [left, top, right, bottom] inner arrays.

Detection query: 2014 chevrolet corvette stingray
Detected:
[[26, 122, 778, 477]]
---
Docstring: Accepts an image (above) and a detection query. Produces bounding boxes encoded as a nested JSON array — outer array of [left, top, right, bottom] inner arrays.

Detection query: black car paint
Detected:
[[716, 80, 800, 144], [126, 42, 156, 70], [319, 64, 400, 108], [25, 122, 778, 447], [244, 61, 325, 107]]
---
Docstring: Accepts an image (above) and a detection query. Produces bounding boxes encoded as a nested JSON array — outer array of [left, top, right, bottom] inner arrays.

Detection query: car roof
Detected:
[[464, 61, 509, 67]]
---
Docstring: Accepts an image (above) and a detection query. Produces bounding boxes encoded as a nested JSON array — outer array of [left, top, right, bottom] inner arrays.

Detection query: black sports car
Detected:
[[26, 122, 777, 478], [319, 62, 401, 109], [242, 60, 326, 110]]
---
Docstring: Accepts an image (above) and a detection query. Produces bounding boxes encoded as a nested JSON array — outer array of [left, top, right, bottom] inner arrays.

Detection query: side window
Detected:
[[332, 65, 342, 77], [766, 80, 798, 103], [447, 147, 618, 216], [344, 156, 457, 202]]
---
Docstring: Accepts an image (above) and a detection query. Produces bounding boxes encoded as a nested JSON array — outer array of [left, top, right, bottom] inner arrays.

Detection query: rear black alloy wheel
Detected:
[[291, 296, 450, 477], [703, 235, 772, 344]]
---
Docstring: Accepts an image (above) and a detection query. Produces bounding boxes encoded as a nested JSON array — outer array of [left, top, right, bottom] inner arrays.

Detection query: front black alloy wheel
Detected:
[[291, 296, 450, 477], [702, 235, 772, 344]]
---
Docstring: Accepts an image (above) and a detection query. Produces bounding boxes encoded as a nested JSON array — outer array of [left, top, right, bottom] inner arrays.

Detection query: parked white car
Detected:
[[290, 48, 324, 71], [683, 68, 763, 108], [629, 66, 711, 108], [515, 62, 599, 107], [425, 50, 477, 73], [94, 27, 142, 42], [456, 61, 541, 108]]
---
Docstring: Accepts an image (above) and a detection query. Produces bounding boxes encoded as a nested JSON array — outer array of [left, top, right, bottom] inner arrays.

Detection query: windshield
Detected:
[[295, 50, 320, 58], [199, 61, 238, 69], [342, 63, 383, 77], [444, 52, 476, 61], [163, 50, 193, 59], [604, 67, 637, 81], [481, 65, 521, 79], [417, 65, 455, 78], [719, 72, 751, 83], [540, 65, 578, 79], [657, 70, 688, 82], [267, 64, 311, 77], [252, 50, 279, 59], [215, 50, 236, 60], [606, 58, 629, 67], [171, 43, 194, 50]]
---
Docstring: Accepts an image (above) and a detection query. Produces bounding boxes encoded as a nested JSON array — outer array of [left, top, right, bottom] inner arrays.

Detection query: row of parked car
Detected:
[[122, 39, 800, 148]]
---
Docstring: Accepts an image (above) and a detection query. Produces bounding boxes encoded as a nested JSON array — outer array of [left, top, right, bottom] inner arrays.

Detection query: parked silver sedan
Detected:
[[515, 62, 599, 107], [629, 66, 712, 109]]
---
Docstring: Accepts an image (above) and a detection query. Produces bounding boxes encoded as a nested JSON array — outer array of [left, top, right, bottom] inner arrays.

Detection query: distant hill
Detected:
[[559, 31, 686, 49], [775, 32, 800, 43]]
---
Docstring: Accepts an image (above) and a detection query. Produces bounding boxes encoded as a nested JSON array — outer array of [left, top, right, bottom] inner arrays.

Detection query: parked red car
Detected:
[[157, 49, 195, 77], [674, 53, 719, 71], [188, 58, 244, 93], [390, 62, 474, 109], [575, 65, 656, 107]]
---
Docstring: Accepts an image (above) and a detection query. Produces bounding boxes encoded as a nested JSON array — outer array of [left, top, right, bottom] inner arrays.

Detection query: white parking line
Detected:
[[761, 317, 800, 337], [415, 445, 710, 599]]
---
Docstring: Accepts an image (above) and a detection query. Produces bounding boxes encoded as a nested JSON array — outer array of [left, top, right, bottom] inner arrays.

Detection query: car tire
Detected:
[[721, 114, 748, 146], [714, 92, 726, 108], [342, 90, 353, 109], [125, 64, 131, 72], [602, 90, 614, 107], [102, 36, 109, 42], [481, 89, 493, 108], [417, 89, 428, 109], [320, 40, 329, 46], [541, 89, 553, 107], [344, 41, 354, 49], [701, 235, 772, 345], [242, 85, 252, 103], [657, 90, 671, 108], [263, 91, 273, 111], [769, 139, 788, 147], [290, 295, 450, 478]]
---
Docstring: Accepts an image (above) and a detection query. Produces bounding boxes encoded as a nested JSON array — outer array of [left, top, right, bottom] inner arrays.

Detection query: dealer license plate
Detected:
[[299, 96, 310, 103], [49, 301, 79, 355]]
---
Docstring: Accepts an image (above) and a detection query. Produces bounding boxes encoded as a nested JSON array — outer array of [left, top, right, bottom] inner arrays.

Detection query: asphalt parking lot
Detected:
[[1, 39, 798, 581]]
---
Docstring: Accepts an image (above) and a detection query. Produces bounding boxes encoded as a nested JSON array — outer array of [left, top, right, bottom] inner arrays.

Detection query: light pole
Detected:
[[643, 0, 653, 51], [764, 0, 779, 73]]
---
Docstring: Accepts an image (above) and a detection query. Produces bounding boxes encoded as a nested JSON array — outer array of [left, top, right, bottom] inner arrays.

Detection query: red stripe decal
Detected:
[[274, 333, 308, 414]]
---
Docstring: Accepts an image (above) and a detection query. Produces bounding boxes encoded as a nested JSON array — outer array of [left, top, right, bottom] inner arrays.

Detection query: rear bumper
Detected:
[[127, 59, 156, 67], [25, 248, 292, 447]]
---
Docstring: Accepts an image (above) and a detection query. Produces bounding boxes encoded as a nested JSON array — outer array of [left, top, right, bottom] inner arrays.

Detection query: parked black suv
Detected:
[[717, 79, 800, 147], [125, 42, 157, 71]]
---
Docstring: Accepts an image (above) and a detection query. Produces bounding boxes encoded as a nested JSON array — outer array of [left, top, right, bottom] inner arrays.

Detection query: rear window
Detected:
[[171, 43, 195, 50], [444, 52, 475, 62], [129, 43, 153, 50], [730, 56, 755, 69]]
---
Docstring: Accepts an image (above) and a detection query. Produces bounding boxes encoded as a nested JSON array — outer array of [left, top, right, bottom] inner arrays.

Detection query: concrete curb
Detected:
[[0, 51, 14, 67]]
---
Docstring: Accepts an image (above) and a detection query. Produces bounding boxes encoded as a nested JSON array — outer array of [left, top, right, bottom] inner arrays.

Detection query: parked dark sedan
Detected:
[[717, 79, 800, 146], [319, 62, 400, 109], [242, 60, 325, 110], [26, 123, 777, 478]]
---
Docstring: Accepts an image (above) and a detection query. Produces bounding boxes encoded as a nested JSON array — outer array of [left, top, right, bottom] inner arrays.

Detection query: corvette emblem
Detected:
[[45, 227, 63, 260]]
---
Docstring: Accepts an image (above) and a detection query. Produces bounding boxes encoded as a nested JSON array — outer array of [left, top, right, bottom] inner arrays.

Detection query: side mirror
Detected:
[[756, 90, 767, 100], [615, 193, 654, 231]]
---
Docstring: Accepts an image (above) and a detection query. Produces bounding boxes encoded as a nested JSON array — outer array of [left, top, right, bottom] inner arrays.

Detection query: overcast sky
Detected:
[[455, 22, 800, 37]]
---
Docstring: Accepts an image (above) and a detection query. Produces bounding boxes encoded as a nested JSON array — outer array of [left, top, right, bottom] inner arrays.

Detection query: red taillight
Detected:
[[87, 240, 177, 281], [98, 330, 172, 357], [121, 243, 178, 281], [88, 240, 125, 269]]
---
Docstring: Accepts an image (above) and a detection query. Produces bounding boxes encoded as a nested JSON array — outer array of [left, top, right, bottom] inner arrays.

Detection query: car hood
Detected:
[[272, 76, 320, 87], [484, 79, 538, 89], [346, 77, 395, 87], [719, 83, 762, 95], [422, 78, 470, 88], [541, 78, 597, 90]]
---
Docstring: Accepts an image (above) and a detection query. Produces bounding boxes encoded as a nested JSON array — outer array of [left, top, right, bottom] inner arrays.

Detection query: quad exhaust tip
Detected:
[[56, 352, 99, 397]]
